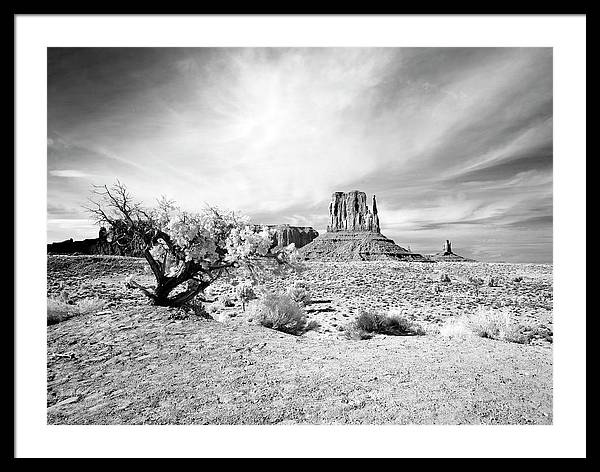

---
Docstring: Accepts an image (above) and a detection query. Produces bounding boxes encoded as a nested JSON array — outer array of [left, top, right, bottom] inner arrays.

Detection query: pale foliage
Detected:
[[86, 182, 300, 306], [439, 307, 528, 343], [249, 292, 307, 335]]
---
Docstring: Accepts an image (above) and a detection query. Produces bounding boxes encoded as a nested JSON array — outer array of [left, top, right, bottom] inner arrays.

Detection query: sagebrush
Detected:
[[344, 309, 425, 339], [439, 307, 543, 344], [249, 292, 308, 335]]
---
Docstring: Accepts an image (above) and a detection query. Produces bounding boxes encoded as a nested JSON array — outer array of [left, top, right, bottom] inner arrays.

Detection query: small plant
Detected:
[[47, 295, 105, 325], [468, 276, 484, 296], [249, 292, 307, 335], [235, 282, 256, 311], [186, 298, 210, 318], [513, 276, 524, 283], [487, 277, 499, 287], [439, 273, 451, 283], [286, 280, 311, 306]]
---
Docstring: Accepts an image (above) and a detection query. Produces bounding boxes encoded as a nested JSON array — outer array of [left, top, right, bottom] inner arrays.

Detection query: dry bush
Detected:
[[343, 322, 373, 340], [47, 296, 105, 325], [440, 307, 531, 344], [439, 273, 451, 283], [351, 309, 425, 337], [487, 277, 499, 287], [286, 280, 311, 306], [466, 308, 526, 343], [185, 298, 210, 318], [249, 292, 308, 335]]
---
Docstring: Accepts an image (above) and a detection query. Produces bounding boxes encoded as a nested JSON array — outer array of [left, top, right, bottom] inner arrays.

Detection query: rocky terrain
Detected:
[[300, 231, 425, 261], [47, 254, 553, 425]]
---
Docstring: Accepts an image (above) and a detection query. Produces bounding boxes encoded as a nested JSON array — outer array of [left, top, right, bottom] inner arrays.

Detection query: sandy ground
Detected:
[[47, 255, 552, 424]]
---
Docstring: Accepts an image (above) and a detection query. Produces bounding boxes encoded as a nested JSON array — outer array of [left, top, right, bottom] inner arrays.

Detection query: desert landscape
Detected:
[[47, 249, 552, 425], [44, 47, 556, 428]]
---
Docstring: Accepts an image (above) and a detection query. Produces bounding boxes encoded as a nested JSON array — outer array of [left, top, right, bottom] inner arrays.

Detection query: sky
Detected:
[[47, 47, 553, 263]]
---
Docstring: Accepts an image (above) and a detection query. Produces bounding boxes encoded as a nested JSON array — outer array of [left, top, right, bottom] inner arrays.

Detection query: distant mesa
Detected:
[[48, 224, 318, 257], [425, 240, 476, 262], [299, 190, 426, 262], [47, 226, 146, 257]]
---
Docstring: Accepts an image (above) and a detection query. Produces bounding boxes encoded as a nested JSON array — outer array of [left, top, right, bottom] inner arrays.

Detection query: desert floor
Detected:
[[47, 255, 552, 425]]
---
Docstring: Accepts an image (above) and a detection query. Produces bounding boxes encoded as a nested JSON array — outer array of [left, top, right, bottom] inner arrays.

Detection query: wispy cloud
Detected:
[[49, 170, 92, 178]]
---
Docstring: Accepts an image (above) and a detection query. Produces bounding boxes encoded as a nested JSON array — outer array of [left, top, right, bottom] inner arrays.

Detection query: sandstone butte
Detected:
[[299, 190, 426, 262]]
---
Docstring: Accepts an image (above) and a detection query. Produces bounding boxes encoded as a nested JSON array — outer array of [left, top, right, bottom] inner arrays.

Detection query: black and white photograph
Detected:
[[15, 15, 586, 458]]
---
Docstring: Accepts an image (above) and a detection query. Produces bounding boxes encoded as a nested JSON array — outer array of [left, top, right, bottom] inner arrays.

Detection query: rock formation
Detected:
[[300, 190, 426, 261], [328, 190, 380, 233], [425, 240, 476, 262], [253, 224, 319, 249], [300, 231, 425, 261]]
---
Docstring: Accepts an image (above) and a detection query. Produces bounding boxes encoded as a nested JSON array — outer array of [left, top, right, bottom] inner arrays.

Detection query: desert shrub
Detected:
[[439, 319, 475, 338], [286, 280, 311, 306], [439, 273, 451, 283], [487, 277, 499, 287], [47, 296, 105, 325], [249, 292, 307, 335], [186, 298, 210, 318], [468, 276, 484, 295], [235, 282, 256, 311], [354, 309, 425, 336], [342, 322, 373, 340], [76, 297, 105, 314], [440, 307, 531, 344]]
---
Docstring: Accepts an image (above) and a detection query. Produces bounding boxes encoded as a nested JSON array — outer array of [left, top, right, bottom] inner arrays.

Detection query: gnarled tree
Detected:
[[85, 181, 298, 308]]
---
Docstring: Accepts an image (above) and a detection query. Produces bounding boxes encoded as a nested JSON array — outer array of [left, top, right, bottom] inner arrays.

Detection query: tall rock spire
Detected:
[[372, 195, 380, 233]]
